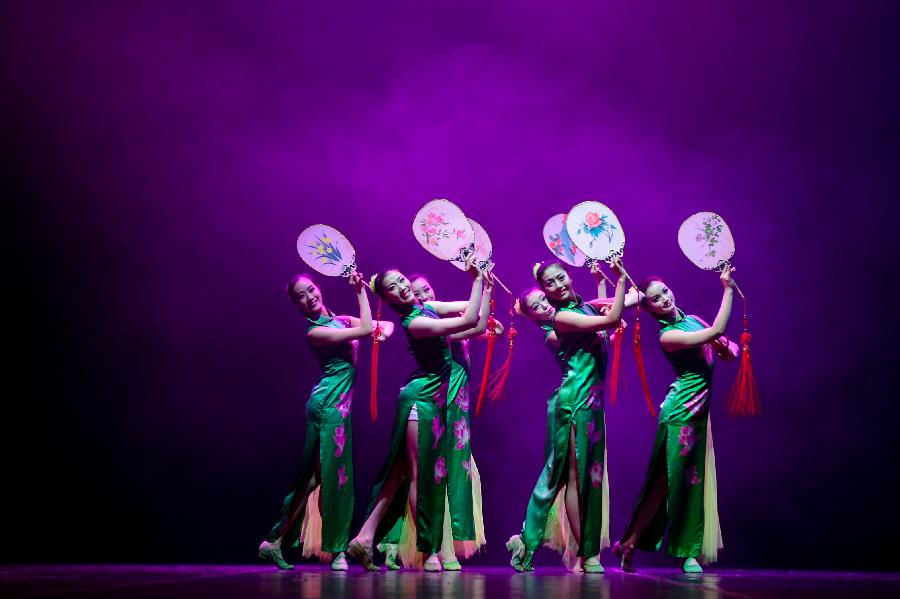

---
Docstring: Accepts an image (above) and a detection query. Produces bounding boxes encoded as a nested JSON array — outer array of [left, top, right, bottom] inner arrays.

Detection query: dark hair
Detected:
[[534, 260, 569, 284], [637, 276, 664, 307], [517, 286, 541, 318], [372, 269, 414, 315], [407, 273, 428, 284], [286, 273, 316, 304]]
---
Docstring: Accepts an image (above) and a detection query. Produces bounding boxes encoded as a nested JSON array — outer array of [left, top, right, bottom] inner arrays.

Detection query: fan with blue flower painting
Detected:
[[296, 224, 357, 277]]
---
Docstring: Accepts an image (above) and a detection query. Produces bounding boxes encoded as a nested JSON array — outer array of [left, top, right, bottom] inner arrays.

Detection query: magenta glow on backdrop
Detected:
[[3, 1, 899, 569]]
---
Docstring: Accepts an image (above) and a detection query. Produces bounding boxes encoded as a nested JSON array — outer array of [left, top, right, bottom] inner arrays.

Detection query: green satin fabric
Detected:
[[366, 305, 450, 555], [520, 299, 609, 558], [380, 337, 476, 548], [627, 311, 714, 558], [267, 314, 356, 552]]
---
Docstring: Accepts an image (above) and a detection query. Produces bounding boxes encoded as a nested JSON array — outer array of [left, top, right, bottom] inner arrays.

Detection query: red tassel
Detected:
[[725, 303, 760, 416], [487, 318, 517, 402], [607, 322, 624, 406], [474, 301, 497, 417], [632, 306, 657, 417], [369, 300, 383, 422]]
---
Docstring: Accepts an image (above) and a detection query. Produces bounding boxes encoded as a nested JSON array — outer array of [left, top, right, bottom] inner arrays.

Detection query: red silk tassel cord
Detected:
[[607, 322, 625, 406], [632, 305, 657, 417], [369, 299, 383, 421], [474, 299, 497, 417], [486, 301, 517, 403], [725, 293, 760, 417]]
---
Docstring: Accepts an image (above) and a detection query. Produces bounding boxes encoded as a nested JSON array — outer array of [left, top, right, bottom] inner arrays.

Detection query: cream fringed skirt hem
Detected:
[[298, 486, 335, 562], [701, 417, 724, 565]]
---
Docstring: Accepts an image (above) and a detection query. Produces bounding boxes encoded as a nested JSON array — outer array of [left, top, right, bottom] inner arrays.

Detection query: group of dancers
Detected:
[[258, 250, 739, 574]]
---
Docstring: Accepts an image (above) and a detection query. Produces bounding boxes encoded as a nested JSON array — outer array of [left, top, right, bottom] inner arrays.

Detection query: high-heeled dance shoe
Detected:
[[258, 540, 294, 570], [347, 539, 380, 572], [612, 541, 636, 573], [424, 553, 443, 572]]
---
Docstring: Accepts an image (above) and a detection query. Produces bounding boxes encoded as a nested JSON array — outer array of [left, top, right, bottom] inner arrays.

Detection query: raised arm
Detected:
[[660, 267, 736, 352], [450, 265, 496, 340], [554, 259, 628, 333], [307, 272, 375, 344], [408, 258, 484, 338]]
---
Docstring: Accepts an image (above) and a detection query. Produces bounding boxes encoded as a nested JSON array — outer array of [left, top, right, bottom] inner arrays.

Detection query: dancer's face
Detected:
[[643, 280, 677, 316], [411, 277, 436, 302], [524, 289, 555, 321], [291, 277, 324, 316], [381, 270, 415, 305], [539, 263, 575, 303]]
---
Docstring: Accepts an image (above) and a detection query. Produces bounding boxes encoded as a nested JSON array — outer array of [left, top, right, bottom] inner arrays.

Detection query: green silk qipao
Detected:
[[627, 311, 723, 562], [520, 298, 610, 560], [366, 305, 450, 555], [267, 314, 356, 553]]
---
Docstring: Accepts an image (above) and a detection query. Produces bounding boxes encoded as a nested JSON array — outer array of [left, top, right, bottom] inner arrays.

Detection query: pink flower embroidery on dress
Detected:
[[678, 425, 695, 456], [587, 384, 603, 411], [334, 425, 346, 457], [335, 392, 352, 419], [432, 416, 446, 449], [462, 459, 472, 479], [685, 465, 701, 486], [338, 466, 349, 488], [456, 386, 470, 412], [590, 461, 603, 488], [434, 457, 447, 483], [587, 420, 603, 450], [454, 419, 470, 450]]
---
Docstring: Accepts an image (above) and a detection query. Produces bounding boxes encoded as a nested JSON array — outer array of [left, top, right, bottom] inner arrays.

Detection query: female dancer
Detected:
[[507, 260, 626, 573], [348, 259, 493, 572], [376, 273, 501, 571], [259, 271, 393, 570], [613, 268, 738, 573]]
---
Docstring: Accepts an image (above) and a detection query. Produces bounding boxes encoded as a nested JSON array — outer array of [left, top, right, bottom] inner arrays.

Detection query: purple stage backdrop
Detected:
[[3, 1, 899, 570]]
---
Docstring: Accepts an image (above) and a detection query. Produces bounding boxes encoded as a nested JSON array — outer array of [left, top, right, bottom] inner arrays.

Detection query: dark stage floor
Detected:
[[2, 565, 899, 598]]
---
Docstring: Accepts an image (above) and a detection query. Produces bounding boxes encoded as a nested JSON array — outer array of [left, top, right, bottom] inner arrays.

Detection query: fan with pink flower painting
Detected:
[[412, 199, 476, 267], [543, 213, 587, 267], [678, 211, 759, 416], [296, 224, 357, 277], [565, 201, 626, 266]]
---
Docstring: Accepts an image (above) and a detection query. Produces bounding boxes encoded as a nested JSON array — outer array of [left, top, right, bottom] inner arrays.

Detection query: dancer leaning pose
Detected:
[[376, 273, 500, 571], [348, 258, 493, 571], [259, 271, 393, 570], [507, 259, 626, 573], [613, 267, 738, 573]]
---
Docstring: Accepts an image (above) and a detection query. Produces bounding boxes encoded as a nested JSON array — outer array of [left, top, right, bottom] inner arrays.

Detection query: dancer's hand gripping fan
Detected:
[[565, 202, 654, 416], [678, 212, 759, 416], [297, 224, 380, 421]]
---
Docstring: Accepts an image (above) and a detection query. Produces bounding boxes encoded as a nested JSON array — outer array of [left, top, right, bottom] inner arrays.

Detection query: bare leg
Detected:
[[564, 426, 582, 547], [277, 441, 322, 540], [352, 438, 411, 547], [622, 445, 667, 547], [405, 420, 420, 520]]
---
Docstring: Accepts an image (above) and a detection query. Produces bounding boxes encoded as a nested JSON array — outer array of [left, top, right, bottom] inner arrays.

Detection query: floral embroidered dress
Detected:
[[518, 297, 611, 566], [266, 313, 356, 555], [625, 310, 723, 563], [365, 305, 450, 557], [378, 335, 485, 563]]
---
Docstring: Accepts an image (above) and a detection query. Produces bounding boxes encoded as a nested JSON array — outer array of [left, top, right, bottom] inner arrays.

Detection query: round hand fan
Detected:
[[451, 218, 492, 272], [296, 224, 356, 277], [543, 213, 587, 267], [565, 201, 626, 263], [677, 212, 736, 272], [412, 199, 475, 265]]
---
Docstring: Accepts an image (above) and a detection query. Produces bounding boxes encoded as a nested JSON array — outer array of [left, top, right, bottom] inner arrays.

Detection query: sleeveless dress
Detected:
[[364, 305, 451, 556], [625, 310, 723, 563], [266, 314, 357, 555], [518, 297, 611, 565]]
